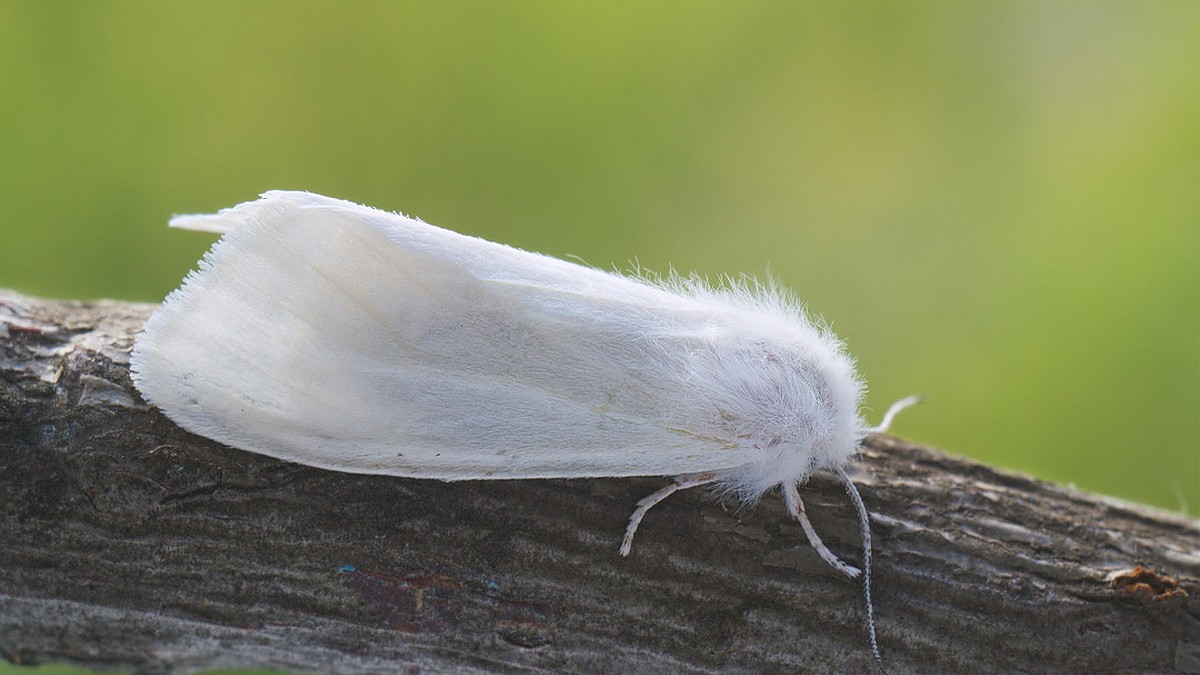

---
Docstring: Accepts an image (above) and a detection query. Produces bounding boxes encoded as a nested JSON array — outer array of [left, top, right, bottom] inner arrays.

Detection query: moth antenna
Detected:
[[869, 394, 922, 434], [620, 473, 717, 556], [782, 482, 860, 578], [837, 467, 885, 672]]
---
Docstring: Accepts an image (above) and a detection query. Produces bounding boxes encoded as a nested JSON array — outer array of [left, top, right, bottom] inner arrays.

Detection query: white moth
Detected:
[[131, 191, 917, 667]]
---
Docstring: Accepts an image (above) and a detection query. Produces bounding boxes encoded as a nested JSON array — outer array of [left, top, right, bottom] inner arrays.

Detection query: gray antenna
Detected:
[[838, 467, 884, 671], [841, 393, 920, 672]]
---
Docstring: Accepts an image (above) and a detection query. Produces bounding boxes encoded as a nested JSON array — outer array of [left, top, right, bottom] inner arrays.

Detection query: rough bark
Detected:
[[1, 288, 1197, 675]]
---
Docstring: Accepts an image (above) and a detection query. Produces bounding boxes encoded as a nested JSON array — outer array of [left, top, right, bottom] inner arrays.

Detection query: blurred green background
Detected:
[[0, 3, 1196, 670], [3, 1, 1197, 507]]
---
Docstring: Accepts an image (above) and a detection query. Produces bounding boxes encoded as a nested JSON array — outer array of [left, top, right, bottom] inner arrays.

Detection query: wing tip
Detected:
[[168, 190, 331, 233]]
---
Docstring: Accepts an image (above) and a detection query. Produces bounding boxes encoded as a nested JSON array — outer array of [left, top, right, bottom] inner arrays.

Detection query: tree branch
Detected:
[[2, 289, 1197, 674]]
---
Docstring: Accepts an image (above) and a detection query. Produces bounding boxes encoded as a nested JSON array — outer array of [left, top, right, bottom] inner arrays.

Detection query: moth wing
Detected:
[[133, 192, 744, 479]]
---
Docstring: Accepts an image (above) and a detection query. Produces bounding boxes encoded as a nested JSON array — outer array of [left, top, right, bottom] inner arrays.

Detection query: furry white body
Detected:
[[133, 191, 865, 503]]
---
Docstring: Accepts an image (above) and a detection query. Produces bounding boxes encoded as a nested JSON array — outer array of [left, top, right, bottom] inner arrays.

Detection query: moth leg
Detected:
[[620, 472, 718, 557], [782, 481, 861, 578]]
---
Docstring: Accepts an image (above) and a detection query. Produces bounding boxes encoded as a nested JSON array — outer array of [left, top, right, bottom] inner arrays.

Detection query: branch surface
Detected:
[[1, 289, 1198, 674]]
